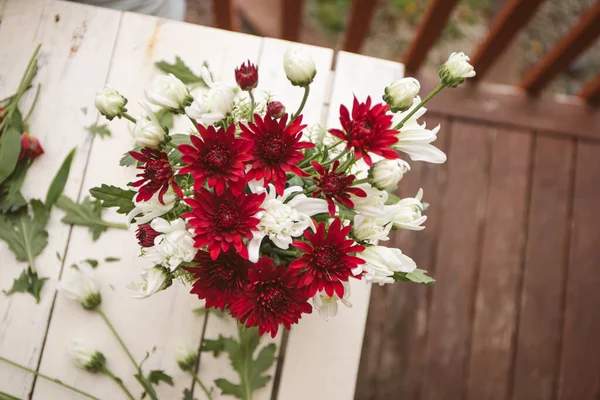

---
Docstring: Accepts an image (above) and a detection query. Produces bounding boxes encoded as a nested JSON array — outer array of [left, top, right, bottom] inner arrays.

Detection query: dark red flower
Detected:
[[329, 96, 399, 166], [186, 249, 251, 311], [136, 224, 160, 247], [240, 114, 314, 195], [130, 148, 182, 204], [19, 133, 44, 162], [179, 124, 252, 195], [230, 257, 312, 337], [266, 101, 285, 119], [290, 218, 365, 298], [311, 160, 367, 216], [235, 61, 258, 91], [184, 188, 265, 260]]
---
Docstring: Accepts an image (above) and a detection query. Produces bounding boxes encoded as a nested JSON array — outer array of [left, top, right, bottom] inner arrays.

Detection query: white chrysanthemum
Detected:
[[385, 188, 427, 231], [369, 159, 411, 192], [248, 185, 328, 262], [383, 77, 420, 112], [186, 67, 236, 124], [127, 191, 176, 225], [58, 263, 101, 310], [175, 346, 198, 372], [439, 52, 476, 87], [127, 265, 172, 299], [95, 85, 126, 120], [392, 97, 446, 164], [146, 73, 193, 111], [130, 101, 167, 148], [349, 183, 388, 217], [71, 340, 106, 373], [352, 214, 392, 244], [312, 281, 352, 321], [283, 47, 316, 86], [144, 218, 196, 271], [362, 246, 417, 285]]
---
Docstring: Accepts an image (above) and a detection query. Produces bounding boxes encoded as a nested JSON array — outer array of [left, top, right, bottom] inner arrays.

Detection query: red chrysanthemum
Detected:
[[266, 101, 285, 119], [130, 148, 182, 204], [184, 188, 265, 260], [179, 124, 252, 195], [186, 249, 251, 311], [19, 133, 44, 162], [290, 218, 365, 298], [230, 257, 312, 337], [234, 61, 259, 91], [136, 224, 159, 247], [311, 160, 367, 216], [329, 96, 399, 165], [240, 114, 314, 195]]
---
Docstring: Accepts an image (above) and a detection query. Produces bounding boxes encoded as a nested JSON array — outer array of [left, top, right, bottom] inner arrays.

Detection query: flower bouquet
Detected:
[[90, 49, 476, 338]]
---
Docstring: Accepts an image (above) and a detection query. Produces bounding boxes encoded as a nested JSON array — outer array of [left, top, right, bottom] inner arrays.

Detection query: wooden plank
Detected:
[[402, 0, 460, 73], [211, 0, 239, 31], [33, 12, 262, 400], [276, 51, 404, 400], [0, 0, 119, 398], [360, 115, 449, 400], [341, 0, 378, 54], [470, 0, 546, 81], [418, 74, 600, 141], [577, 73, 600, 104], [466, 129, 532, 400], [511, 135, 575, 400], [520, 2, 600, 93], [557, 141, 600, 399], [421, 120, 494, 400], [281, 0, 304, 41]]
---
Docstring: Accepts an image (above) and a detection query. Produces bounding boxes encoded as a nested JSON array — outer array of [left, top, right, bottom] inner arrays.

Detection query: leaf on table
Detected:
[[155, 109, 174, 130], [182, 388, 196, 400], [0, 199, 49, 266], [393, 268, 436, 285], [56, 195, 125, 240], [45, 147, 76, 207], [85, 122, 112, 139], [213, 326, 276, 400], [83, 259, 98, 268], [104, 257, 120, 262], [3, 268, 48, 303], [0, 127, 22, 185], [201, 335, 226, 357], [6, 108, 24, 135], [0, 161, 29, 214], [147, 370, 174, 387], [89, 184, 135, 214], [155, 57, 207, 85]]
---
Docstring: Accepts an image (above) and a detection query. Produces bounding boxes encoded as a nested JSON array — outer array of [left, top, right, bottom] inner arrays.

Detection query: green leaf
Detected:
[[83, 259, 98, 268], [393, 268, 436, 285], [169, 134, 193, 146], [7, 108, 23, 135], [3, 268, 48, 303], [104, 257, 120, 262], [89, 184, 135, 214], [0, 199, 49, 267], [182, 388, 196, 400], [201, 335, 226, 357], [155, 109, 174, 129], [0, 161, 29, 214], [155, 57, 206, 85], [56, 196, 125, 240], [85, 122, 111, 139], [45, 148, 76, 207], [0, 128, 22, 185], [213, 326, 276, 399], [119, 147, 141, 167], [147, 370, 174, 387]]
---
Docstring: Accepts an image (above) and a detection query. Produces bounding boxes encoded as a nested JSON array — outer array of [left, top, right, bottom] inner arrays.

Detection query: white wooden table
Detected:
[[0, 1, 405, 398]]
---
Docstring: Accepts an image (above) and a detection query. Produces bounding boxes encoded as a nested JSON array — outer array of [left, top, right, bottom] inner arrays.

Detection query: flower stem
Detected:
[[188, 116, 201, 134], [121, 112, 137, 123], [392, 83, 445, 130], [326, 140, 344, 151], [291, 85, 310, 121], [248, 90, 256, 122], [97, 309, 138, 370], [101, 221, 128, 230], [102, 367, 135, 400], [23, 84, 41, 124], [0, 356, 100, 400], [353, 178, 368, 185], [192, 374, 214, 400], [322, 149, 349, 167]]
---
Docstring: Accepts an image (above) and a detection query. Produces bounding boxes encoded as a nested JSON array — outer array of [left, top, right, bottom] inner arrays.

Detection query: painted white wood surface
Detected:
[[0, 0, 121, 397], [276, 51, 406, 400]]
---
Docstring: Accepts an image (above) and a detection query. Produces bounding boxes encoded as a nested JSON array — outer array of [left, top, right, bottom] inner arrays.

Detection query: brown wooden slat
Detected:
[[212, 0, 239, 31], [281, 0, 304, 41], [402, 0, 460, 73], [577, 73, 600, 103], [421, 121, 493, 400], [512, 135, 575, 400], [341, 0, 378, 53], [520, 2, 600, 93], [373, 116, 449, 400], [417, 74, 600, 141], [466, 129, 532, 400], [470, 0, 546, 81], [558, 141, 600, 399]]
